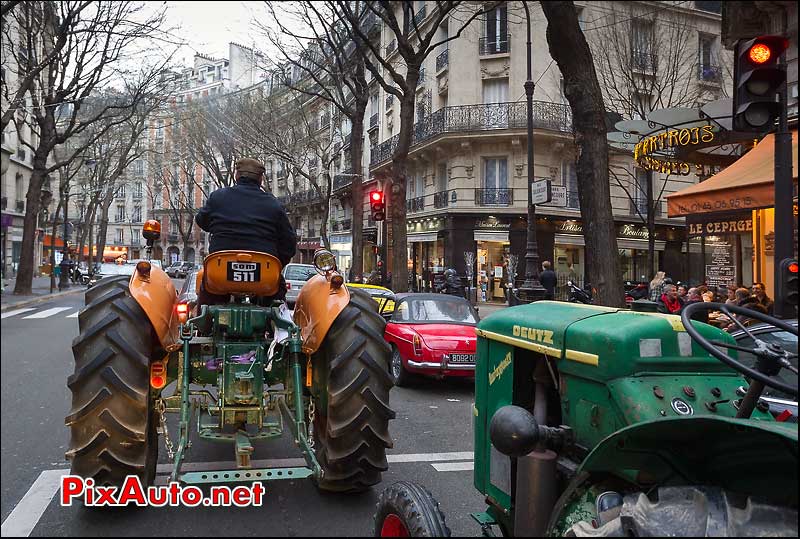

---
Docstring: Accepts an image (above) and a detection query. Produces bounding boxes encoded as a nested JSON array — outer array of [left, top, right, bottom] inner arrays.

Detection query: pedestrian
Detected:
[[725, 286, 738, 305], [539, 261, 557, 300], [751, 282, 774, 315], [649, 271, 666, 301], [657, 283, 683, 314], [677, 284, 688, 300]]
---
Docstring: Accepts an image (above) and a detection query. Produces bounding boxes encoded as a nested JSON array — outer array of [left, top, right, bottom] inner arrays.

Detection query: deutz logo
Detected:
[[512, 325, 555, 345]]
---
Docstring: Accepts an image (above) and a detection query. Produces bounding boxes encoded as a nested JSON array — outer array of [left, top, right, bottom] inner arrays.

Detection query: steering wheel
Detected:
[[681, 302, 798, 397]]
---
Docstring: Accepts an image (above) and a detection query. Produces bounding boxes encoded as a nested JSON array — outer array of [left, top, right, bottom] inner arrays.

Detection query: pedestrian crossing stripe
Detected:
[[1, 308, 36, 319], [21, 307, 73, 319]]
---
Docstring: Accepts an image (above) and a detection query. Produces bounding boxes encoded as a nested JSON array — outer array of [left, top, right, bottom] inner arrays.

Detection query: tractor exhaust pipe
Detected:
[[514, 448, 558, 537]]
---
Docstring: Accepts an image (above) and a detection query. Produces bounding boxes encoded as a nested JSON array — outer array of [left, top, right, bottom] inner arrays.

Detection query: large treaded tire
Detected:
[[312, 288, 395, 492], [374, 481, 451, 537], [65, 275, 158, 488]]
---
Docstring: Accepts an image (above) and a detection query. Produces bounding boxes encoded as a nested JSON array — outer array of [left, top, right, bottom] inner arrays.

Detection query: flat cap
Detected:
[[235, 158, 266, 177]]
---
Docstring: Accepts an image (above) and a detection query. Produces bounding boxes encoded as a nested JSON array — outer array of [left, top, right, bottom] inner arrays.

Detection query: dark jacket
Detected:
[[540, 269, 557, 298], [195, 181, 296, 266]]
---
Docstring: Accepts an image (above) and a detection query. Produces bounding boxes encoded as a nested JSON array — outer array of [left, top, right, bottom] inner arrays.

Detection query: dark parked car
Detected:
[[730, 320, 798, 422], [165, 261, 184, 278]]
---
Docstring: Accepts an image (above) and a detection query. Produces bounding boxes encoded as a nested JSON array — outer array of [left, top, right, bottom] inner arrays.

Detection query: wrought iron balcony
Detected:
[[433, 190, 451, 208], [694, 1, 721, 13], [479, 35, 510, 55], [631, 50, 657, 73], [436, 49, 449, 72], [386, 39, 396, 56], [333, 172, 353, 191], [406, 196, 425, 213], [319, 113, 331, 129], [417, 68, 425, 86], [474, 188, 512, 206], [370, 101, 572, 165], [168, 233, 179, 242], [697, 64, 722, 83], [369, 113, 379, 130], [412, 5, 427, 25]]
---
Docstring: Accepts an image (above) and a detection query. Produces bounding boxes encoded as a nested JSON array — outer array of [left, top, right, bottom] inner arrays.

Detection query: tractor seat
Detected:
[[202, 251, 283, 297]]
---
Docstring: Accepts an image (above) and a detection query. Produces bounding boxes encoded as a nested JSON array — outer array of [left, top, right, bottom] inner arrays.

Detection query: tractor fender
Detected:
[[566, 416, 797, 509], [293, 274, 350, 355], [128, 265, 181, 351]]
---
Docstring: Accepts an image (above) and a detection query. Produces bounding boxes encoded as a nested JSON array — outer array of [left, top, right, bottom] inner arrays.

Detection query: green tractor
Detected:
[[374, 301, 797, 536], [66, 220, 393, 492]]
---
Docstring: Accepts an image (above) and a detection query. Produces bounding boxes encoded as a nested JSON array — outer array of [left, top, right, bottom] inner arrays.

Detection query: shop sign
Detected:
[[706, 240, 736, 287], [407, 219, 442, 233], [531, 179, 552, 205], [363, 228, 378, 244], [634, 125, 717, 176], [556, 221, 583, 234], [618, 224, 650, 239], [687, 213, 753, 237], [475, 217, 510, 230], [541, 186, 567, 207]]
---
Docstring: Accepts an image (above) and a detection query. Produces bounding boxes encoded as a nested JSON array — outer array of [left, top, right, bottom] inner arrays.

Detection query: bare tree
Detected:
[[541, 1, 624, 307], [46, 141, 85, 292], [333, 1, 498, 292], [10, 1, 175, 294], [262, 0, 371, 279]]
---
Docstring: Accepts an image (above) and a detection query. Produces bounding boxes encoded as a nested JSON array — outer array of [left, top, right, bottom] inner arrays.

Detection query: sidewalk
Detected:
[[477, 302, 507, 317], [1, 275, 84, 310]]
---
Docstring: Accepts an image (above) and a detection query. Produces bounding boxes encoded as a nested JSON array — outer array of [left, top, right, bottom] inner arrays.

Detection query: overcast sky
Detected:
[[163, 1, 270, 64]]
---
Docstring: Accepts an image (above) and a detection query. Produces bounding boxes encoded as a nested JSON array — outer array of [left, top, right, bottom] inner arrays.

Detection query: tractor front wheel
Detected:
[[65, 275, 159, 489], [311, 289, 395, 492], [374, 481, 451, 537]]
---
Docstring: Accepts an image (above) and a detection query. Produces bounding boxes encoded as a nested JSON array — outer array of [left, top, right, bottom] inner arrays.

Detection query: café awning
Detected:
[[666, 131, 798, 217]]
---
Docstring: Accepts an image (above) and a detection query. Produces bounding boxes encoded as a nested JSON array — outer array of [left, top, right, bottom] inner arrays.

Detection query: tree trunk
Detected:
[[349, 111, 366, 281], [49, 198, 63, 294], [541, 1, 624, 307], [389, 84, 419, 293], [13, 154, 48, 295], [94, 189, 114, 267]]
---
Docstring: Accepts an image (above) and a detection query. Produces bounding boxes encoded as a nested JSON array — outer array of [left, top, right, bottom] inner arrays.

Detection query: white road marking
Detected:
[[1, 469, 64, 537], [22, 307, 72, 319], [2, 450, 474, 534], [431, 461, 474, 472], [66, 312, 79, 318], [1, 308, 35, 319]]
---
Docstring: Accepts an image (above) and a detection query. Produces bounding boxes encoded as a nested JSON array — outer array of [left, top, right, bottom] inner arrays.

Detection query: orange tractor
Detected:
[[66, 220, 394, 491]]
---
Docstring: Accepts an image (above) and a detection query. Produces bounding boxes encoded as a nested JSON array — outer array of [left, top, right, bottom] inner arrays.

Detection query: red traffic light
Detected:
[[370, 191, 383, 203], [788, 262, 799, 274], [748, 43, 772, 65]]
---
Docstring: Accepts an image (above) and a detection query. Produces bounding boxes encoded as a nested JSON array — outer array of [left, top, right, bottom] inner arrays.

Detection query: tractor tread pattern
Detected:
[[65, 276, 157, 488], [373, 481, 452, 537], [314, 288, 394, 493]]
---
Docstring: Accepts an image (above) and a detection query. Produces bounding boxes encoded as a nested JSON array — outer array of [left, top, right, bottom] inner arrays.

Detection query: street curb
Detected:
[[0, 287, 84, 312]]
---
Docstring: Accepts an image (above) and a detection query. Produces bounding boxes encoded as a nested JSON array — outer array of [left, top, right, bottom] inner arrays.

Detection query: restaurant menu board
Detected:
[[706, 241, 736, 287]]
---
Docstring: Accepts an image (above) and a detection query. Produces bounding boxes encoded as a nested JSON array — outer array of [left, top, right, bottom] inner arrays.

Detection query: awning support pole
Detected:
[[773, 75, 794, 319]]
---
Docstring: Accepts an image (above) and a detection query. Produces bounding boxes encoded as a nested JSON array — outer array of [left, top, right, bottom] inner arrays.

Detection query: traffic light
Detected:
[[733, 36, 789, 132], [775, 258, 798, 317], [370, 190, 385, 221]]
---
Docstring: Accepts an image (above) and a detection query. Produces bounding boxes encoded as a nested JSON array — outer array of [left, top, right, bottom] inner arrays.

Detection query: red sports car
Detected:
[[384, 293, 480, 386]]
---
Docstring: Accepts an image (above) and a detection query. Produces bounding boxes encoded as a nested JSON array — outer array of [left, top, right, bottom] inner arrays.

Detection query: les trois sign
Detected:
[[687, 212, 753, 237]]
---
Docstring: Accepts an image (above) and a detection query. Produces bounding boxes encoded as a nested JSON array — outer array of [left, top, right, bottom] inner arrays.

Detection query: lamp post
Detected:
[[58, 188, 72, 291], [515, 1, 547, 303]]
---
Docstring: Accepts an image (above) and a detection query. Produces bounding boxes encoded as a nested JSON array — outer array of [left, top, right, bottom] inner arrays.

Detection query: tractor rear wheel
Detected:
[[66, 274, 158, 489], [374, 481, 451, 537], [311, 288, 395, 492]]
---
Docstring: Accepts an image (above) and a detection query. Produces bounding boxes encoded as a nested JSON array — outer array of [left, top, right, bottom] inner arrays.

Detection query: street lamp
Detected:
[[58, 187, 73, 291], [515, 1, 547, 303]]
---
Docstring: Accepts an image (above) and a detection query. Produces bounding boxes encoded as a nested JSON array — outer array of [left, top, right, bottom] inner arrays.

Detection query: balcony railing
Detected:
[[475, 188, 513, 206], [417, 68, 425, 86], [333, 172, 353, 191], [436, 49, 449, 72], [370, 101, 572, 165], [694, 1, 721, 13], [479, 35, 510, 55], [16, 200, 24, 213], [319, 114, 331, 129], [341, 218, 351, 230], [168, 234, 179, 242], [386, 39, 396, 56], [697, 64, 722, 83], [433, 190, 451, 208], [369, 113, 379, 130], [406, 196, 425, 213], [292, 190, 323, 205], [385, 94, 394, 110], [630, 198, 663, 217], [631, 50, 657, 73]]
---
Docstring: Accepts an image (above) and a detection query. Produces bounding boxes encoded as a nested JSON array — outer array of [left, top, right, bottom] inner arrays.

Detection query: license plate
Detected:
[[227, 262, 261, 282], [448, 353, 475, 364]]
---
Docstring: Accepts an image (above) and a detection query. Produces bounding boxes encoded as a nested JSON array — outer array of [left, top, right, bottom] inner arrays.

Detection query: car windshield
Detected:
[[735, 329, 798, 401], [284, 265, 317, 281], [394, 297, 478, 324], [97, 263, 136, 276]]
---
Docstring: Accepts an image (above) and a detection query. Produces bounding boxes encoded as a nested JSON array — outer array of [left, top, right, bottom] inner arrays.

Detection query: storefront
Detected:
[[407, 218, 445, 292], [329, 233, 352, 275], [667, 131, 798, 296]]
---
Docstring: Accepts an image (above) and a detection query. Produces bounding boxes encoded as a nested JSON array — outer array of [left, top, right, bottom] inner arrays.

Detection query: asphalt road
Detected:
[[1, 287, 485, 537]]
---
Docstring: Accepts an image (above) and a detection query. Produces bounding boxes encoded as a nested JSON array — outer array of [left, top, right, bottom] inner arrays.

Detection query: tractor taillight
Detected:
[[285, 282, 291, 290], [150, 361, 166, 389], [413, 334, 423, 356], [176, 302, 189, 324]]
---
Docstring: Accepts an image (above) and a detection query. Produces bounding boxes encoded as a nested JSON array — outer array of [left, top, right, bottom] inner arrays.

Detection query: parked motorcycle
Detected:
[[567, 280, 594, 304], [624, 281, 649, 305]]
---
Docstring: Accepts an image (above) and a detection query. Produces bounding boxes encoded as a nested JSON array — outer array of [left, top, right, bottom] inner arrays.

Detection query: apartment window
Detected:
[[482, 78, 508, 104], [132, 206, 142, 223], [483, 3, 509, 54], [484, 158, 508, 190], [698, 34, 720, 82], [631, 19, 655, 72], [170, 217, 179, 233], [115, 184, 125, 198], [115, 228, 125, 244], [134, 159, 144, 175], [115, 205, 126, 222], [133, 182, 143, 198], [562, 161, 579, 209], [437, 162, 448, 192]]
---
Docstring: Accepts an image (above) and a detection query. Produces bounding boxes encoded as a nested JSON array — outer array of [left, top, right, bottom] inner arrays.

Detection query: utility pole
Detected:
[[773, 71, 794, 319]]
